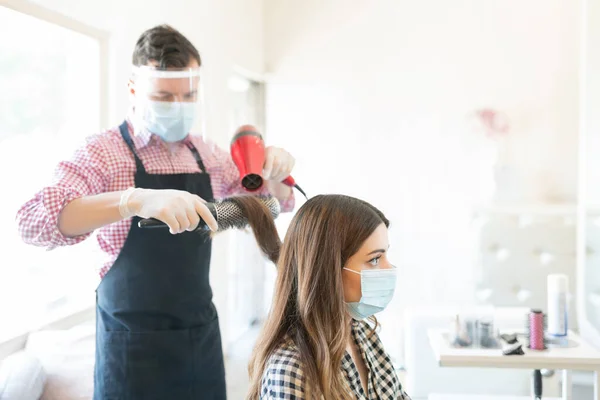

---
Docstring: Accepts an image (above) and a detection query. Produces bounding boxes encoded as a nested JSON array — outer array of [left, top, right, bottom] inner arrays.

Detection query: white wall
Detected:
[[582, 0, 600, 348], [9, 0, 266, 351], [586, 0, 600, 204], [264, 0, 580, 361]]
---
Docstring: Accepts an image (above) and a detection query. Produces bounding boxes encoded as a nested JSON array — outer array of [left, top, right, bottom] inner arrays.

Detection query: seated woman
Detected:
[[235, 194, 411, 400]]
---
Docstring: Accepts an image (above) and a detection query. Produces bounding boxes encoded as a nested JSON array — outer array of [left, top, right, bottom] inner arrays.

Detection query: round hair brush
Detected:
[[527, 309, 547, 350], [137, 196, 281, 232]]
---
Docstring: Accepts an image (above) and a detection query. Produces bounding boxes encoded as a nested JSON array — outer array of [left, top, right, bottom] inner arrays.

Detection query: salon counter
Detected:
[[428, 329, 600, 400]]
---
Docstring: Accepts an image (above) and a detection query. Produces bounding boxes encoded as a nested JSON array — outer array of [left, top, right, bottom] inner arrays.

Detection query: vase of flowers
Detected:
[[472, 108, 519, 204]]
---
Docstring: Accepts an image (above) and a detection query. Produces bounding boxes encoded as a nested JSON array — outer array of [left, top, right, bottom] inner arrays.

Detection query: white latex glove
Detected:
[[263, 146, 295, 183], [127, 188, 218, 234]]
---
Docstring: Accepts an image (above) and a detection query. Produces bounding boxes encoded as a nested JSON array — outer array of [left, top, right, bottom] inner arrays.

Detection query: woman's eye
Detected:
[[369, 256, 381, 266]]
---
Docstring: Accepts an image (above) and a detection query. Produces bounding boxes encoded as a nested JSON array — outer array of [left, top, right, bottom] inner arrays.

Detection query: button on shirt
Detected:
[[16, 119, 294, 278]]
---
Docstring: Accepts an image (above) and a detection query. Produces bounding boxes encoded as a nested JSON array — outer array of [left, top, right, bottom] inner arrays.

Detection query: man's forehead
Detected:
[[148, 76, 200, 86]]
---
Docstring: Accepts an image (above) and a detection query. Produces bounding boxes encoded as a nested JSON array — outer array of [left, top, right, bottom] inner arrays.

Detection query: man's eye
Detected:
[[149, 93, 171, 101]]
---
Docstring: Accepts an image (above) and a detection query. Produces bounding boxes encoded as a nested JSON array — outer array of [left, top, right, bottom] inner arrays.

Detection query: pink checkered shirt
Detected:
[[16, 119, 295, 279]]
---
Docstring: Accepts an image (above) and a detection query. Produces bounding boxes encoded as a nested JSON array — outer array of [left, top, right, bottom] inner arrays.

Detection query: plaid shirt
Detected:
[[15, 118, 294, 278], [259, 320, 411, 400]]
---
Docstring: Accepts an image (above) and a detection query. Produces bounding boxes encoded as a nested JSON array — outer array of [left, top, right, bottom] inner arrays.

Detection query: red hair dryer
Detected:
[[230, 125, 306, 198]]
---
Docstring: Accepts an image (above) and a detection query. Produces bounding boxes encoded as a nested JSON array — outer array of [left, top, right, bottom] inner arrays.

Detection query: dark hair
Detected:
[[132, 24, 201, 68], [231, 194, 389, 399]]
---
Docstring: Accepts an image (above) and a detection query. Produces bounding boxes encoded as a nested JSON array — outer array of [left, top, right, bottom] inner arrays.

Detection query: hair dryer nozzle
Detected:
[[231, 126, 265, 191], [242, 173, 263, 191]]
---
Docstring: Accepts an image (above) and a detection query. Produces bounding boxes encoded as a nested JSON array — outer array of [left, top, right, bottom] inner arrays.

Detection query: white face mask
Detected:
[[137, 100, 196, 143], [343, 267, 397, 320]]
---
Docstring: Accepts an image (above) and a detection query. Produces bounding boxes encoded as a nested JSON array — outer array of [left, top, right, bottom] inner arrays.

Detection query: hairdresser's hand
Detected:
[[128, 188, 218, 234], [263, 146, 295, 183]]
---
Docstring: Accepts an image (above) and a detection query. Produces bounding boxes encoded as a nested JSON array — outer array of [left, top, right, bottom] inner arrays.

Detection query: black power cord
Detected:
[[294, 183, 308, 199]]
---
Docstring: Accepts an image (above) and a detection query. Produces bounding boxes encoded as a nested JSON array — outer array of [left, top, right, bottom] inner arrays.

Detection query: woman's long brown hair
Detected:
[[230, 195, 389, 400]]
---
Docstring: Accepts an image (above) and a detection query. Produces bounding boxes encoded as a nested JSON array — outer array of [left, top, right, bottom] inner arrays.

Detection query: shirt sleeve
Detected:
[[15, 136, 111, 250], [259, 348, 306, 400], [211, 144, 295, 213]]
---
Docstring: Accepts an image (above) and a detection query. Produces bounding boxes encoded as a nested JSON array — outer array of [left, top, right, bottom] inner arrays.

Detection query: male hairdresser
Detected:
[[16, 24, 295, 399]]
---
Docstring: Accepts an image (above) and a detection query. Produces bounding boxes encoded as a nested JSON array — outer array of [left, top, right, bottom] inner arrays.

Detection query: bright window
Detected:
[[0, 5, 105, 340]]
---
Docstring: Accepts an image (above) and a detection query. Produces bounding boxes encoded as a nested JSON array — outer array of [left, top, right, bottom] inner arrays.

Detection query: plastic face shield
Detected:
[[130, 66, 206, 143]]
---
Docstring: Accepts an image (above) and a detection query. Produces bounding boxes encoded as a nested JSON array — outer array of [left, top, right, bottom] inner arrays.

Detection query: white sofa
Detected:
[[0, 351, 46, 400], [26, 325, 96, 400], [0, 323, 95, 400]]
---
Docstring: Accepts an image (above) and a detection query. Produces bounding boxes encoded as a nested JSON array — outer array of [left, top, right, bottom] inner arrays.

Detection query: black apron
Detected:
[[93, 121, 226, 400]]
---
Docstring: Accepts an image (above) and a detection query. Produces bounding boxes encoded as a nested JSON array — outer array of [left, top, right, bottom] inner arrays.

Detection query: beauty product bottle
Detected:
[[547, 274, 568, 337]]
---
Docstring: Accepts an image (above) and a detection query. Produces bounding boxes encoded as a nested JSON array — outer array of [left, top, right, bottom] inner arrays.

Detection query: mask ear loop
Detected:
[[342, 268, 362, 308], [343, 265, 397, 275], [343, 268, 361, 276]]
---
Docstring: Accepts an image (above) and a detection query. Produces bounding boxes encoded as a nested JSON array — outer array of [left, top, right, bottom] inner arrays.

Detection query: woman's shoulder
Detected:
[[263, 340, 304, 378], [260, 340, 306, 398]]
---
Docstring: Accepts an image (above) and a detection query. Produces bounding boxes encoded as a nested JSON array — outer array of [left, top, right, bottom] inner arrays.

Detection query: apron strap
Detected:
[[185, 142, 207, 173], [119, 120, 208, 174], [119, 121, 146, 173]]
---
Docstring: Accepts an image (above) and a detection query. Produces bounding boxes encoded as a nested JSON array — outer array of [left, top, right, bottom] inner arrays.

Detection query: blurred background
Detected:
[[0, 0, 598, 399]]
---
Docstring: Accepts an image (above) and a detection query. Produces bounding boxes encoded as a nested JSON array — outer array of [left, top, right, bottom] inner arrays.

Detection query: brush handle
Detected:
[[137, 218, 167, 229], [138, 203, 217, 231], [137, 217, 211, 230]]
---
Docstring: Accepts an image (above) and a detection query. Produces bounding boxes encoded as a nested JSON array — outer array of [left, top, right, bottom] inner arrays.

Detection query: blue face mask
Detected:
[[344, 267, 397, 321], [141, 100, 197, 143]]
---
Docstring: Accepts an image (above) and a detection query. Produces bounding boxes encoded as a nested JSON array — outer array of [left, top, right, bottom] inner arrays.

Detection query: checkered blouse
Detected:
[[259, 319, 411, 399]]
